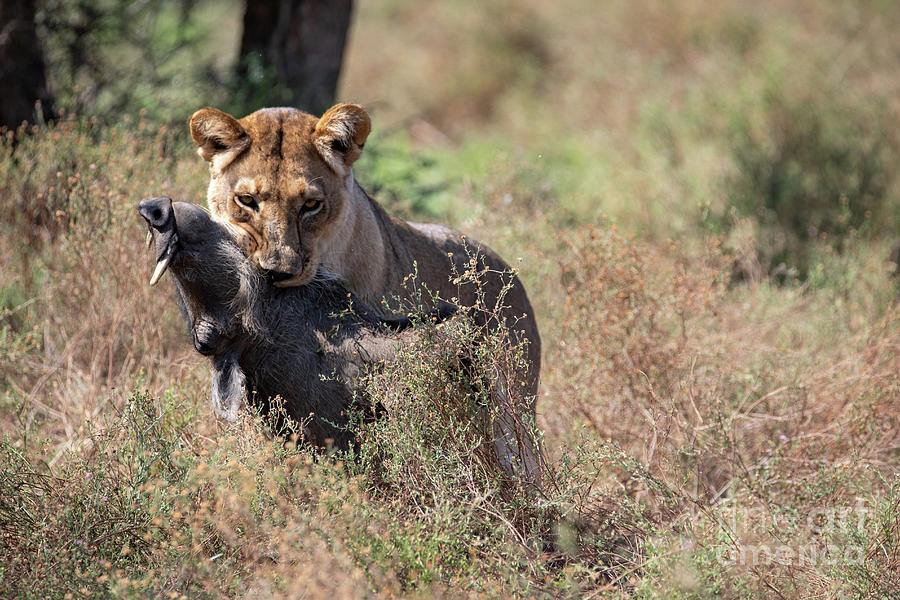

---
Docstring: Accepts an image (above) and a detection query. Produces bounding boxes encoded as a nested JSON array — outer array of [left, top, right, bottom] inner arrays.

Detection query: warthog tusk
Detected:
[[149, 232, 178, 286], [146, 230, 153, 249], [149, 252, 173, 286]]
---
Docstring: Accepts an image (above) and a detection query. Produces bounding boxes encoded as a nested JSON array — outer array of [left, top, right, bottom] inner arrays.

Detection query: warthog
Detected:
[[137, 197, 540, 480], [138, 197, 427, 449]]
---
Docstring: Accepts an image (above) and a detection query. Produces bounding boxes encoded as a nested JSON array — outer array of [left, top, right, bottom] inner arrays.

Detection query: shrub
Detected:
[[36, 0, 233, 123], [554, 223, 729, 455], [354, 131, 452, 221], [0, 390, 191, 598], [722, 75, 897, 277]]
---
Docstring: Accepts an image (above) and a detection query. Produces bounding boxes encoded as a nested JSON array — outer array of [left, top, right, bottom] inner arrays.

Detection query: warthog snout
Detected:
[[138, 196, 173, 229], [138, 196, 179, 286]]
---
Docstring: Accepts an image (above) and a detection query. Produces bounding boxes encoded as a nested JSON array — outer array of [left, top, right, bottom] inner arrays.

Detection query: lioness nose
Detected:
[[138, 196, 174, 228], [267, 270, 295, 283]]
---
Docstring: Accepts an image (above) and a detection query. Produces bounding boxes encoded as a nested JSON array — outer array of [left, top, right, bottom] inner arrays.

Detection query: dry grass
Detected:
[[2, 0, 900, 598], [0, 117, 207, 457]]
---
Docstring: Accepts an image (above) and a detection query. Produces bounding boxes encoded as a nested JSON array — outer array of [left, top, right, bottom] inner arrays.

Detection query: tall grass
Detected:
[[2, 0, 900, 597]]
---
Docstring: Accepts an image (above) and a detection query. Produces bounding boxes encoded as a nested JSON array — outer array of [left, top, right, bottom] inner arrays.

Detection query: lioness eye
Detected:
[[300, 198, 322, 215], [234, 194, 258, 211]]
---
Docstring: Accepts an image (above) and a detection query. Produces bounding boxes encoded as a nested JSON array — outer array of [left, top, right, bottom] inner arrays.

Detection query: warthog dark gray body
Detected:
[[138, 197, 541, 481], [139, 197, 421, 449]]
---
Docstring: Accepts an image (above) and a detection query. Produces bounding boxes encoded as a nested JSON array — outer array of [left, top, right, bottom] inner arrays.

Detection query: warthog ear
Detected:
[[314, 103, 371, 174], [189, 107, 249, 164]]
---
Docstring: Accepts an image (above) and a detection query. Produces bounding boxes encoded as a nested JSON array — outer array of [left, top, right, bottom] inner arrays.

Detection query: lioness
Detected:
[[189, 103, 541, 478]]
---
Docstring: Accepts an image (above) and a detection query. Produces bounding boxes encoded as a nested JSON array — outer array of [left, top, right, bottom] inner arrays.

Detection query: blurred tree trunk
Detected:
[[239, 0, 353, 115], [0, 0, 54, 129]]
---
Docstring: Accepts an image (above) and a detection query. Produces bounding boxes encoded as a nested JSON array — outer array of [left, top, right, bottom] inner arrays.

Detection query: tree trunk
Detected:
[[0, 0, 54, 130], [239, 0, 353, 115]]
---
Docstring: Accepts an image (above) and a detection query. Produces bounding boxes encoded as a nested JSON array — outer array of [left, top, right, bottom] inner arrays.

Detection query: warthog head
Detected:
[[139, 196, 259, 355], [138, 197, 428, 449]]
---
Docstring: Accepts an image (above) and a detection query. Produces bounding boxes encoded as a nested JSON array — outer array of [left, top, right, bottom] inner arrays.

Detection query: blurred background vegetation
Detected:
[[5, 0, 900, 276], [2, 0, 900, 597]]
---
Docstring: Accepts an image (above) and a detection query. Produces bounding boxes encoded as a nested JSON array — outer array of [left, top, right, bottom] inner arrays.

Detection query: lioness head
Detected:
[[189, 103, 371, 287]]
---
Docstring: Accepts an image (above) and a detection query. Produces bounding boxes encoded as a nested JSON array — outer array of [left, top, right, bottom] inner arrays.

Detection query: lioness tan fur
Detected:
[[189, 103, 542, 478]]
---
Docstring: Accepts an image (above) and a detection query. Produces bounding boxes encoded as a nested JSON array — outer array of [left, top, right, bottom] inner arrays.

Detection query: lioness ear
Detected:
[[189, 107, 249, 163], [314, 103, 371, 173]]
